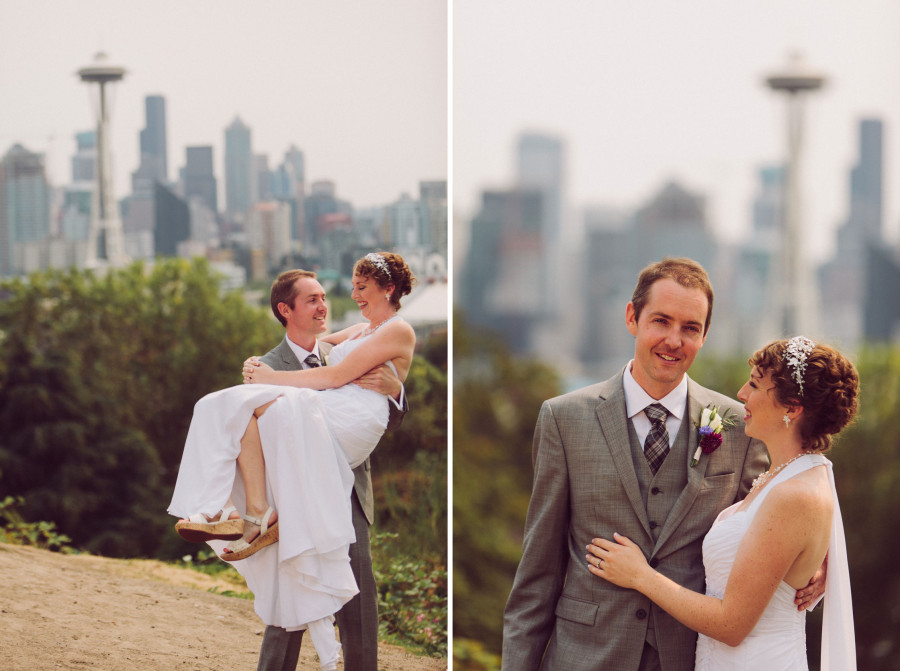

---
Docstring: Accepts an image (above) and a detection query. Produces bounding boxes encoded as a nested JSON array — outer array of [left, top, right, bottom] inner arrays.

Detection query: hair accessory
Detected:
[[364, 252, 390, 278], [783, 336, 816, 396], [783, 414, 791, 427]]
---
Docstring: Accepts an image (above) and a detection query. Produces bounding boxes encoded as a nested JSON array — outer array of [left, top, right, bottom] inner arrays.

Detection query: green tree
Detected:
[[372, 340, 448, 561], [452, 312, 560, 657], [0, 259, 280, 557]]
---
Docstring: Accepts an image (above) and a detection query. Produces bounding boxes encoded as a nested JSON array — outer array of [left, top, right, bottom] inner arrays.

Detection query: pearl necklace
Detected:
[[749, 452, 816, 494], [361, 313, 398, 337]]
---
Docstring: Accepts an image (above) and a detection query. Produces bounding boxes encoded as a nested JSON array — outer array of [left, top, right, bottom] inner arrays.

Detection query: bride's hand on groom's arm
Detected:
[[242, 357, 276, 384], [586, 533, 653, 590], [794, 555, 827, 611]]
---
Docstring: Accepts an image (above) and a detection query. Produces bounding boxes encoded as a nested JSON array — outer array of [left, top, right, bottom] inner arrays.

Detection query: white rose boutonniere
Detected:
[[691, 405, 738, 467]]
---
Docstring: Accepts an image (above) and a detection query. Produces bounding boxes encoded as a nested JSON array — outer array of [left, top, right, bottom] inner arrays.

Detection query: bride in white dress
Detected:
[[168, 252, 416, 671], [586, 337, 859, 670]]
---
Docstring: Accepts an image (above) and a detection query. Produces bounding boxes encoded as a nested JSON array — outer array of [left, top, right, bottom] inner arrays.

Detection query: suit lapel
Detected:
[[596, 374, 652, 539], [652, 380, 709, 555]]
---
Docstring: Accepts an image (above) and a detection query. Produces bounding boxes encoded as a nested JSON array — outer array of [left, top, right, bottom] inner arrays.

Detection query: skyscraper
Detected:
[[224, 117, 253, 221], [0, 144, 51, 275], [419, 180, 448, 255], [71, 130, 96, 182], [844, 118, 883, 244], [136, 95, 168, 186], [183, 146, 218, 213], [821, 117, 886, 346], [154, 182, 190, 257]]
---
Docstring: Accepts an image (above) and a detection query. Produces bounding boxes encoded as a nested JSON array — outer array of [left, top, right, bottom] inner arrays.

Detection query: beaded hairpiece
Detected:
[[363, 252, 390, 279], [782, 336, 816, 396]]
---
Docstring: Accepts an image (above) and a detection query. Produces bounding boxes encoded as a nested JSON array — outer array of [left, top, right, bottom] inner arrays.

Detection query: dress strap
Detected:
[[745, 453, 828, 514]]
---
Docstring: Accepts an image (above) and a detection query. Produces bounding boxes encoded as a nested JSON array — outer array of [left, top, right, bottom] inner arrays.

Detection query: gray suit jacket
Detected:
[[258, 335, 408, 525], [502, 369, 768, 671]]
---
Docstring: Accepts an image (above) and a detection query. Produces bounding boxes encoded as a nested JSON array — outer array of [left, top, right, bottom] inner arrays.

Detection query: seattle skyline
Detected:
[[0, 0, 447, 209], [454, 0, 900, 263]]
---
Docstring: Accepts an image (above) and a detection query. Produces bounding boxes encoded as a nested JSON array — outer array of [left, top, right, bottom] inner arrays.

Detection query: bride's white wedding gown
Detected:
[[695, 454, 856, 671], [168, 328, 393, 670]]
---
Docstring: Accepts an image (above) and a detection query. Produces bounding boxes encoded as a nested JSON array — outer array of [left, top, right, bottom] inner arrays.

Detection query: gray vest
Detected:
[[627, 411, 691, 649]]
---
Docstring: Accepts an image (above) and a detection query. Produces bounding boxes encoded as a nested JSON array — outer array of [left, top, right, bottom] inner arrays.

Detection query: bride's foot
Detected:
[[220, 507, 279, 562], [175, 506, 244, 543]]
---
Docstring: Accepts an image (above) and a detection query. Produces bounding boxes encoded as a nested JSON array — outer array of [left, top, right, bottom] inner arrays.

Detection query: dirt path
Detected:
[[0, 543, 446, 670]]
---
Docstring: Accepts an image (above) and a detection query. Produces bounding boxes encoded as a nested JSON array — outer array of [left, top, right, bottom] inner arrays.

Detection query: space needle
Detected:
[[765, 52, 827, 338], [78, 52, 128, 268]]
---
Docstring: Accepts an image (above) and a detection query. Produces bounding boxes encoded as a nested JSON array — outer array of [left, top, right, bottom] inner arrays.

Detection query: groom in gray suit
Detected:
[[502, 258, 769, 671], [255, 269, 407, 671]]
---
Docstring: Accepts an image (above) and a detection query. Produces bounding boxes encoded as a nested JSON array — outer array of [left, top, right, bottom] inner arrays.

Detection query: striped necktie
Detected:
[[643, 403, 670, 475], [303, 353, 321, 368]]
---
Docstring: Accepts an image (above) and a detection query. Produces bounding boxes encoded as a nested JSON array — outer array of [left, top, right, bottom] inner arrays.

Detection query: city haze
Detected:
[[454, 0, 900, 263], [1, 0, 447, 207]]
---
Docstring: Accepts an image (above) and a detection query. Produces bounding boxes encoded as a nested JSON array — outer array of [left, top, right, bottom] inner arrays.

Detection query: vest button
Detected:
[[651, 486, 661, 495], [636, 609, 648, 619], [649, 558, 659, 568], [649, 521, 658, 529]]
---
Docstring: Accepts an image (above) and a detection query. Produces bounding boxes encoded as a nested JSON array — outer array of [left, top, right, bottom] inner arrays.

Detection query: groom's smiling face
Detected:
[[283, 277, 328, 338], [626, 278, 709, 399]]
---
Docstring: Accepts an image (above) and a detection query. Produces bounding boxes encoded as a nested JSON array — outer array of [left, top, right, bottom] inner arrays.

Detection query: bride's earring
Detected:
[[783, 414, 791, 427], [385, 294, 390, 300]]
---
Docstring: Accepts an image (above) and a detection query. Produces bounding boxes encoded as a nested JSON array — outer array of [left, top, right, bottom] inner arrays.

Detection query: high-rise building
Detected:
[[303, 180, 339, 248], [0, 144, 51, 275], [224, 117, 253, 221], [140, 95, 167, 183], [419, 180, 447, 255], [517, 132, 563, 243], [462, 188, 545, 353], [820, 118, 886, 347], [846, 118, 883, 244], [388, 193, 423, 248], [254, 153, 272, 203], [183, 146, 218, 213], [154, 182, 190, 257], [632, 181, 714, 271], [515, 133, 566, 355], [271, 146, 306, 243], [71, 131, 96, 182]]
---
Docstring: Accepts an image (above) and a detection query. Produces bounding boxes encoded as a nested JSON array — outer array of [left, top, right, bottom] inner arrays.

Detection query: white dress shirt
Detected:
[[622, 361, 688, 451]]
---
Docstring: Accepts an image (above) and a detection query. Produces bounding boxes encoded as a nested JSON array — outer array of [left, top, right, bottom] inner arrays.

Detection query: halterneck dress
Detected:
[[694, 454, 856, 671], [168, 322, 398, 669]]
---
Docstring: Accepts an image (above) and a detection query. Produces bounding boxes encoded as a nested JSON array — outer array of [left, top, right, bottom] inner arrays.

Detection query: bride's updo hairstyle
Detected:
[[353, 252, 416, 310], [749, 338, 860, 453]]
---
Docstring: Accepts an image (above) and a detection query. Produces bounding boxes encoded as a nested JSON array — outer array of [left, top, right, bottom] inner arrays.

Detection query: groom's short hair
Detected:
[[631, 257, 714, 335], [270, 269, 318, 326]]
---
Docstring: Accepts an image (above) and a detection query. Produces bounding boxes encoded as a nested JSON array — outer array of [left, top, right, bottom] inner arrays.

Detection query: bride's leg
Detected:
[[233, 401, 279, 545]]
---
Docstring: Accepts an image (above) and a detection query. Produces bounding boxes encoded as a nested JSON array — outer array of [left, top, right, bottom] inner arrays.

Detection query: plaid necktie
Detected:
[[643, 403, 670, 475], [303, 353, 321, 368]]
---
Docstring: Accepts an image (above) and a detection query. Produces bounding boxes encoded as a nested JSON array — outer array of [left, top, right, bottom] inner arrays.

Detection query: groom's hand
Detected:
[[794, 555, 827, 611], [354, 364, 402, 400]]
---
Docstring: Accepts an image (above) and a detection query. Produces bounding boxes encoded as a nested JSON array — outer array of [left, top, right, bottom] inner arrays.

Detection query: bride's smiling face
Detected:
[[737, 366, 787, 440], [351, 272, 393, 320]]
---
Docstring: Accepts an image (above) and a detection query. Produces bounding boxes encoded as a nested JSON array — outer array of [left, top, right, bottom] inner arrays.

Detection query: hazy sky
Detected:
[[0, 0, 447, 209], [454, 0, 900, 262]]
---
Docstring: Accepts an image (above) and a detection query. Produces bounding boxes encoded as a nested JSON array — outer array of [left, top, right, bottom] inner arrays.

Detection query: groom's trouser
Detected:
[[256, 491, 378, 671]]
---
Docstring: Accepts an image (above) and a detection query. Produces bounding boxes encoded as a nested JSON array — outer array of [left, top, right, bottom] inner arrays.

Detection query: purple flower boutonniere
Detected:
[[691, 405, 737, 467]]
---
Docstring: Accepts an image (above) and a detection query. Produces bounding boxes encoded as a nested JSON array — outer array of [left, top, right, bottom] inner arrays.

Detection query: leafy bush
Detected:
[[372, 532, 447, 657], [0, 496, 73, 552]]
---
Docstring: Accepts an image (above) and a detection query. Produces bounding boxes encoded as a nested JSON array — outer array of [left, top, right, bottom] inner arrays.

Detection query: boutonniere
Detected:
[[323, 354, 331, 366], [691, 405, 737, 467]]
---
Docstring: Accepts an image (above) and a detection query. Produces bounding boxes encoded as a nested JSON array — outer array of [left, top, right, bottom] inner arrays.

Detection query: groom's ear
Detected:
[[277, 301, 291, 319], [625, 302, 638, 336]]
